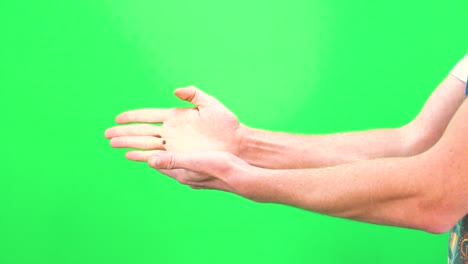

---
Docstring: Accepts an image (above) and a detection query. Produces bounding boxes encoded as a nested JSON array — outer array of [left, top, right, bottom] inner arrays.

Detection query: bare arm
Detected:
[[245, 98, 468, 233], [238, 75, 466, 168], [106, 76, 465, 168], [148, 97, 468, 234]]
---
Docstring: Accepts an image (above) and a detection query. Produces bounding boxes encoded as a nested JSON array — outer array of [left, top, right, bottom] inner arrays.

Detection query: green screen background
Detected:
[[1, 0, 467, 263]]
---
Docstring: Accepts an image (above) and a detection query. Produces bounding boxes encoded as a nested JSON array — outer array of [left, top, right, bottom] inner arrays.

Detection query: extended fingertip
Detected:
[[104, 128, 114, 138], [125, 151, 135, 160], [115, 115, 126, 124], [115, 111, 132, 123], [173, 88, 185, 98], [174, 85, 191, 92]]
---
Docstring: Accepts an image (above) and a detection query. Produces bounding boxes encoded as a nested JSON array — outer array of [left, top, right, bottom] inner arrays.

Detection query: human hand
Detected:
[[147, 151, 258, 196], [105, 86, 247, 162]]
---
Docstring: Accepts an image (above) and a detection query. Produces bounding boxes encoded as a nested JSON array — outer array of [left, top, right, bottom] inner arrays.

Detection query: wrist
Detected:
[[235, 124, 254, 160], [229, 164, 272, 203]]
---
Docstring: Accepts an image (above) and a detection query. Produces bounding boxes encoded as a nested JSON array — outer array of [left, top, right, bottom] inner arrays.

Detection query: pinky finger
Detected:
[[126, 150, 164, 162], [187, 180, 228, 192]]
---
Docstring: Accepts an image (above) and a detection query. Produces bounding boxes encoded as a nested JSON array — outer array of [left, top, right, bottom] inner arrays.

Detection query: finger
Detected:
[[148, 153, 197, 170], [110, 136, 167, 150], [105, 124, 163, 139], [148, 152, 233, 175], [157, 168, 184, 182], [116, 109, 173, 124], [188, 180, 228, 191], [157, 169, 210, 184], [174, 86, 216, 107], [125, 150, 164, 162]]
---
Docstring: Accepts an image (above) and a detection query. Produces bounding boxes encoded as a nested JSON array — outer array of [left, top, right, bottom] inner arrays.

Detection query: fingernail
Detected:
[[150, 156, 161, 167]]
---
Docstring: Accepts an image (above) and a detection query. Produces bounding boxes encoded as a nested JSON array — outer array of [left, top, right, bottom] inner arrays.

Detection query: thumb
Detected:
[[149, 153, 179, 170], [148, 151, 233, 174], [174, 86, 215, 107]]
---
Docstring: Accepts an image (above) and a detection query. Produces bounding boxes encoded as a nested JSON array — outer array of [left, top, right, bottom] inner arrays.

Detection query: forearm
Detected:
[[247, 156, 434, 231], [241, 98, 468, 234], [239, 126, 408, 169], [239, 75, 466, 169]]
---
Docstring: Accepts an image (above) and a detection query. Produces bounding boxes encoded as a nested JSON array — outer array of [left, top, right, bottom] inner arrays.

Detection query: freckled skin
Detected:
[[163, 140, 166, 145]]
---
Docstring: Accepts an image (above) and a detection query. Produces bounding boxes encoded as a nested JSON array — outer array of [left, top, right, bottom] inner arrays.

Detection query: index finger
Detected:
[[116, 109, 173, 124]]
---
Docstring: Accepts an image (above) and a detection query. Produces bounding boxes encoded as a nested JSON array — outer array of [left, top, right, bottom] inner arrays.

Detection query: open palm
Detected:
[[105, 86, 246, 161]]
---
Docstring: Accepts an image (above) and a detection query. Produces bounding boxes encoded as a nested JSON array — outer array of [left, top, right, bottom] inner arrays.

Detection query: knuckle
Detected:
[[178, 179, 189, 185], [166, 109, 180, 122], [189, 88, 198, 102], [167, 155, 176, 169]]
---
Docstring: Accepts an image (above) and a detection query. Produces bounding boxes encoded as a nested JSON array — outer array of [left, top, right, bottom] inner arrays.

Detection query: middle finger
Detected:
[[110, 136, 166, 150], [105, 124, 163, 139]]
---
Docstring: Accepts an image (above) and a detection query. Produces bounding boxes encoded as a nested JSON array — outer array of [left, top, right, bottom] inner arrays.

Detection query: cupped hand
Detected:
[[105, 86, 247, 162], [147, 151, 257, 196]]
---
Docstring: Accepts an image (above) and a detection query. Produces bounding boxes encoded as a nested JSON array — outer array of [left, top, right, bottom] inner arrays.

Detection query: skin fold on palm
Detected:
[[147, 151, 253, 193], [105, 86, 246, 162]]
